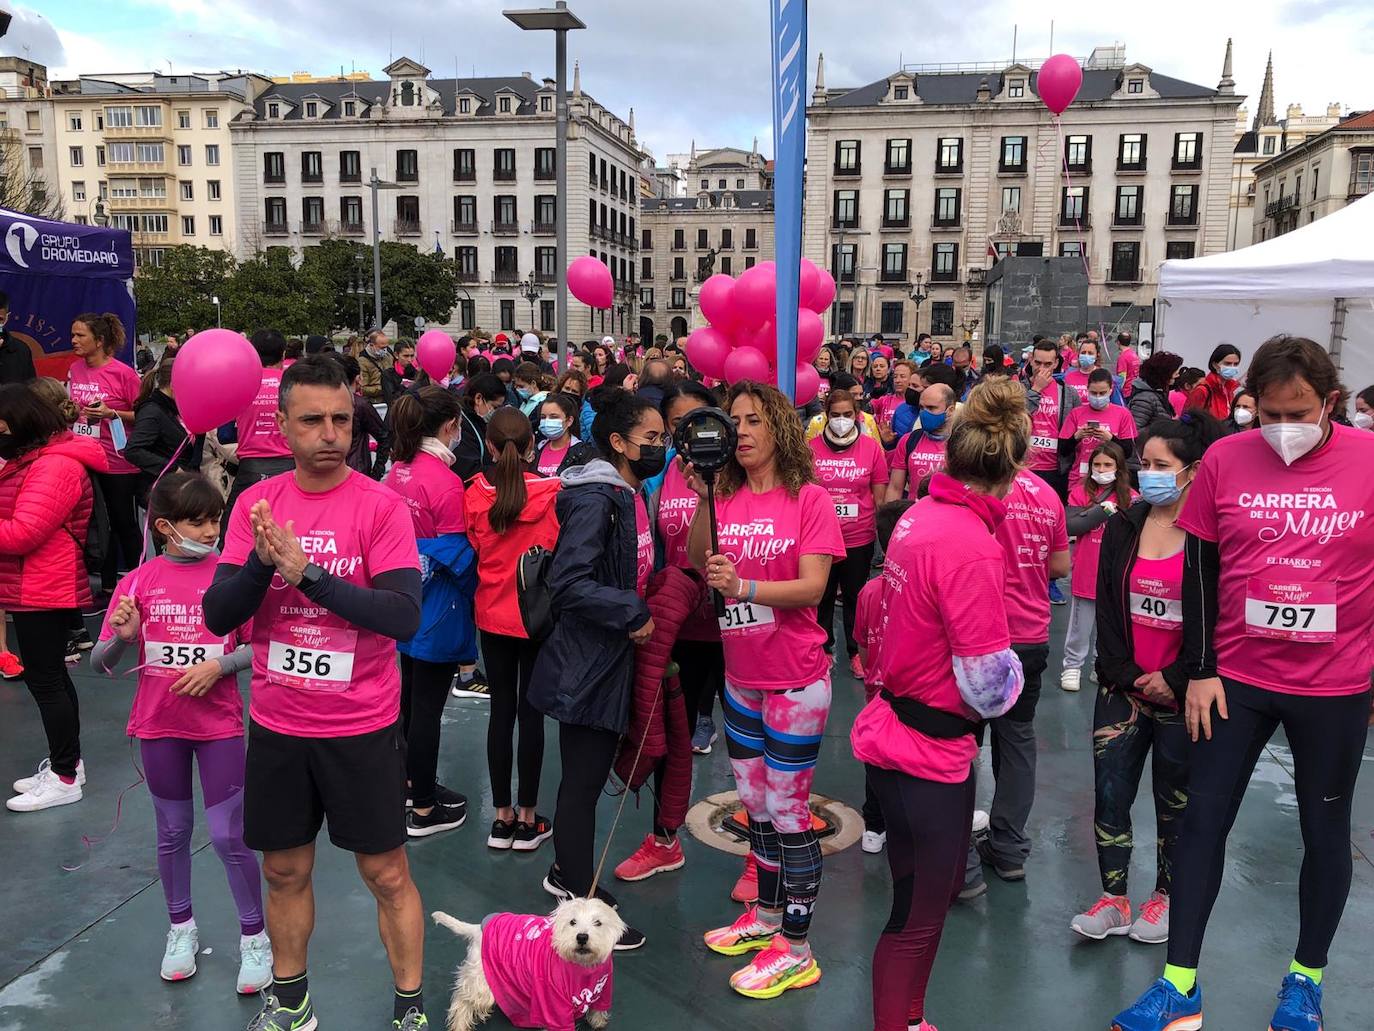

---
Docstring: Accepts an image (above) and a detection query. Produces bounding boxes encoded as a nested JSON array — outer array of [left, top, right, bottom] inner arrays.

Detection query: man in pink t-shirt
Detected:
[[1022, 339, 1081, 502], [222, 330, 296, 544], [204, 355, 426, 1031]]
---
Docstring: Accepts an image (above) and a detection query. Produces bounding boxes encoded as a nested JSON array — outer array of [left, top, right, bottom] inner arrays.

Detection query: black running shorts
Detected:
[[244, 719, 407, 855]]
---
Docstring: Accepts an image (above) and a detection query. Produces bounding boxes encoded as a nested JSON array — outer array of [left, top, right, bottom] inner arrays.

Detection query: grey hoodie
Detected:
[[559, 457, 635, 492]]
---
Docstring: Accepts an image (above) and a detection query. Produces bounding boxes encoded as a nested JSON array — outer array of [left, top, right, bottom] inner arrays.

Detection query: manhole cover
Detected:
[[684, 791, 863, 856]]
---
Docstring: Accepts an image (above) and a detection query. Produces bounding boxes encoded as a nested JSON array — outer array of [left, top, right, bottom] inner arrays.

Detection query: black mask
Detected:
[[628, 444, 666, 481], [0, 433, 18, 461], [905, 387, 922, 408]]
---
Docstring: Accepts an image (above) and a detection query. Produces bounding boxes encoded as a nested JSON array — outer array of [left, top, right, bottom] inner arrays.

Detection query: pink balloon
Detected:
[[1038, 53, 1083, 116], [567, 255, 613, 309], [733, 262, 778, 329], [172, 329, 263, 434], [416, 329, 456, 382], [794, 363, 821, 405], [723, 345, 773, 384], [752, 318, 778, 361], [796, 308, 825, 364], [798, 260, 820, 309], [685, 326, 732, 379], [698, 274, 738, 330], [805, 268, 837, 313]]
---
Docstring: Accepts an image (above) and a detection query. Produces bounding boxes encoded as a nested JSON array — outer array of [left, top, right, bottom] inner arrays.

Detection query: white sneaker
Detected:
[[861, 829, 887, 854], [160, 922, 199, 981], [971, 809, 990, 835], [236, 931, 273, 994], [7, 767, 83, 812], [1060, 668, 1081, 692], [13, 758, 86, 794]]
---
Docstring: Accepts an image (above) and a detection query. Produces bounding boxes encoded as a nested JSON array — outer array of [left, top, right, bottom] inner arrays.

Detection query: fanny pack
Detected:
[[880, 689, 982, 740]]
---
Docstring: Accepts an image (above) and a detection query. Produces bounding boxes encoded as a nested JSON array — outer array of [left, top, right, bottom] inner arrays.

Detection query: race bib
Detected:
[[1244, 578, 1336, 643], [143, 640, 226, 677], [834, 502, 859, 519], [1030, 435, 1056, 451], [266, 624, 358, 691], [1078, 461, 1089, 476], [73, 420, 100, 439], [1130, 592, 1182, 629], [718, 600, 776, 635]]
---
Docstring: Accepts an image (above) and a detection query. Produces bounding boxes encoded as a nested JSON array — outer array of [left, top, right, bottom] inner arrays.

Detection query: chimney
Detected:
[[976, 77, 992, 103], [522, 71, 533, 80]]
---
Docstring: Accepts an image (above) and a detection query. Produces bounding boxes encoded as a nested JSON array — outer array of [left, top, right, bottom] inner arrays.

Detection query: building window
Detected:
[[173, 144, 190, 166], [104, 105, 132, 127], [534, 194, 556, 228], [1000, 136, 1026, 172], [745, 227, 757, 249], [717, 178, 726, 189], [205, 108, 219, 128], [672, 256, 685, 280], [879, 301, 904, 334], [932, 242, 958, 281], [179, 180, 193, 201], [1065, 135, 1091, 172], [207, 215, 222, 236], [500, 300, 516, 328], [264, 152, 285, 183], [641, 256, 652, 279], [835, 139, 861, 176], [1059, 240, 1084, 258], [1127, 78, 1144, 94], [717, 256, 730, 275], [68, 112, 82, 131], [181, 215, 195, 236], [342, 196, 363, 229], [1110, 241, 1140, 282], [736, 178, 745, 188], [1350, 153, 1374, 197], [174, 109, 189, 129], [1002, 186, 1021, 212], [297, 197, 322, 231], [494, 195, 518, 228], [495, 247, 519, 278], [455, 246, 478, 275], [642, 229, 653, 249], [883, 189, 909, 226], [1008, 78, 1025, 98], [454, 148, 475, 182], [72, 181, 86, 201], [494, 148, 516, 182], [1169, 183, 1199, 225], [265, 197, 287, 229], [343, 100, 356, 117], [302, 151, 323, 183], [452, 195, 477, 228], [137, 143, 164, 163], [396, 149, 418, 182], [68, 146, 83, 167], [885, 138, 911, 174], [696, 228, 709, 249], [1060, 185, 1089, 226], [208, 179, 221, 201], [539, 299, 555, 331], [534, 147, 556, 180], [745, 256, 756, 270], [339, 150, 361, 183], [540, 95, 552, 113], [534, 247, 557, 279], [1262, 135, 1276, 155], [673, 228, 685, 250], [882, 242, 907, 281], [499, 96, 512, 113], [1165, 241, 1195, 260], [1312, 166, 1319, 199], [834, 302, 854, 335], [936, 137, 963, 173], [832, 189, 858, 228], [107, 142, 133, 164], [205, 144, 220, 166], [640, 287, 654, 308], [930, 301, 954, 337], [1114, 184, 1143, 226], [893, 86, 908, 101], [1118, 133, 1147, 171], [458, 97, 471, 115], [457, 299, 475, 329], [267, 102, 280, 119], [934, 187, 961, 226], [671, 287, 687, 309], [700, 178, 709, 189], [831, 242, 856, 282], [396, 194, 420, 229], [1173, 132, 1203, 170]]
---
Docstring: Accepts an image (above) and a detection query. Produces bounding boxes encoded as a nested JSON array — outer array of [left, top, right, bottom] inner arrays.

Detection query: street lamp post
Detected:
[[90, 197, 109, 228], [504, 1, 585, 373], [354, 251, 367, 333], [519, 272, 543, 331], [908, 271, 927, 340], [211, 294, 221, 328], [369, 167, 401, 332]]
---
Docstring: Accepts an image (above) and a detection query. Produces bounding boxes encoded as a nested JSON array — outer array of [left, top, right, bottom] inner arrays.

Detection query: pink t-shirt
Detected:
[[235, 367, 291, 459], [481, 913, 613, 1031], [1169, 390, 1188, 417], [870, 393, 903, 432], [383, 451, 466, 538], [67, 358, 141, 474], [1060, 402, 1137, 496], [635, 493, 653, 597], [656, 461, 699, 570], [1117, 348, 1141, 397], [851, 487, 1011, 783], [997, 472, 1069, 644], [537, 441, 570, 477], [1068, 483, 1135, 599], [853, 576, 884, 702], [809, 434, 889, 547], [1028, 379, 1064, 472], [101, 556, 248, 741], [1062, 368, 1093, 403], [1130, 550, 1184, 683], [889, 431, 949, 494], [1177, 424, 1374, 696], [220, 470, 420, 737], [713, 482, 846, 690]]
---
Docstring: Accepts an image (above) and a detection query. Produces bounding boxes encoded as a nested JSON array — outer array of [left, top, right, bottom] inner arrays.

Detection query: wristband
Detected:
[[746, 579, 758, 603]]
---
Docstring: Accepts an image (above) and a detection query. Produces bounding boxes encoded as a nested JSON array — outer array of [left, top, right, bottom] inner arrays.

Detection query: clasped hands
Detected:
[[251, 500, 310, 586]]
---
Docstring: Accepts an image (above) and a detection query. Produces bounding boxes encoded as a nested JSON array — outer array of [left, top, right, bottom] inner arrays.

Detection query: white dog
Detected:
[[432, 897, 625, 1031]]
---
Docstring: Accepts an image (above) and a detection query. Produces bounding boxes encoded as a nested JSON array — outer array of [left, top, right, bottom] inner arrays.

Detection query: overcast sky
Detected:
[[13, 0, 1373, 160]]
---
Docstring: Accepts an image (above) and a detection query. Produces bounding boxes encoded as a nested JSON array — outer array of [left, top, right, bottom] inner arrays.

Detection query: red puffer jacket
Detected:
[[0, 432, 108, 611]]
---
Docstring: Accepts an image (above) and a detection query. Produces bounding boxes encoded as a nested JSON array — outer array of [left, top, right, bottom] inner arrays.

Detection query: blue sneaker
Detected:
[[1269, 973, 1322, 1031], [1110, 977, 1202, 1031], [1049, 580, 1068, 606]]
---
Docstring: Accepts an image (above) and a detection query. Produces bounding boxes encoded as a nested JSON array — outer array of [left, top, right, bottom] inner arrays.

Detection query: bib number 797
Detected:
[[1260, 604, 1316, 631]]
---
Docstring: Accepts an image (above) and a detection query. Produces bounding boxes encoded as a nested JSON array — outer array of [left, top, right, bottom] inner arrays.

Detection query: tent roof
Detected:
[[1159, 194, 1374, 301]]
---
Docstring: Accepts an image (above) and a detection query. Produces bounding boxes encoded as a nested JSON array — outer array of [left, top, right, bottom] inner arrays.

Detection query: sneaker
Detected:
[[730, 852, 759, 903], [1061, 668, 1081, 693], [1269, 972, 1323, 1031], [450, 669, 490, 699], [861, 829, 887, 854], [1049, 581, 1067, 606], [614, 925, 647, 952], [0, 650, 22, 679], [971, 809, 990, 835], [405, 784, 468, 809], [14, 758, 86, 794], [6, 767, 83, 812], [159, 922, 199, 981], [703, 904, 781, 956], [849, 654, 865, 681], [236, 931, 273, 994], [81, 594, 111, 617], [69, 626, 94, 651], [406, 802, 467, 838], [1128, 891, 1170, 944], [487, 818, 516, 850], [245, 992, 318, 1031], [542, 864, 618, 908], [393, 1008, 429, 1030], [691, 716, 718, 755], [728, 937, 821, 999], [1070, 894, 1132, 940], [512, 814, 553, 852], [1109, 978, 1202, 1031], [976, 836, 1025, 882], [956, 876, 988, 901], [615, 833, 685, 881]]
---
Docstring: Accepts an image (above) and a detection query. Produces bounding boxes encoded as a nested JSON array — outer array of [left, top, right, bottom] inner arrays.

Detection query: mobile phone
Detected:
[[1086, 420, 1101, 430]]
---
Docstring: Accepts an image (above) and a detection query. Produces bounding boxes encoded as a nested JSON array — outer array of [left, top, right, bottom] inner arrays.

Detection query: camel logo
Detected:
[[5, 221, 38, 269]]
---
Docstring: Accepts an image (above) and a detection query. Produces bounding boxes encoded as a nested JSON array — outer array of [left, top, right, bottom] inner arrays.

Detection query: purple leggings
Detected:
[[140, 736, 264, 936]]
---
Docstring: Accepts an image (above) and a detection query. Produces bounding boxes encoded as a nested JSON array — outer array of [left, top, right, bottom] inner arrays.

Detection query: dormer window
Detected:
[[267, 102, 280, 118], [540, 96, 551, 113], [893, 86, 908, 100], [305, 101, 318, 118], [1128, 78, 1144, 94], [400, 81, 416, 106], [343, 100, 356, 117], [499, 96, 511, 113], [1009, 79, 1025, 98], [459, 97, 471, 114]]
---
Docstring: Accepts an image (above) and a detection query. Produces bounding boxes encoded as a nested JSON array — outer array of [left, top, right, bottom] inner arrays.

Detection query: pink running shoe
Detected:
[[730, 852, 758, 903], [614, 833, 685, 882], [849, 654, 865, 680], [703, 904, 779, 957], [728, 937, 821, 999]]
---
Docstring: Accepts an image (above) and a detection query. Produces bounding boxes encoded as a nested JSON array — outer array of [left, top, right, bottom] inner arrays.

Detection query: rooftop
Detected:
[[642, 189, 773, 212], [249, 75, 545, 119]]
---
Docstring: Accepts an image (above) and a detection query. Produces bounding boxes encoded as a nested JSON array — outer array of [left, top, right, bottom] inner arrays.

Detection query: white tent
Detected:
[[1157, 193, 1374, 395]]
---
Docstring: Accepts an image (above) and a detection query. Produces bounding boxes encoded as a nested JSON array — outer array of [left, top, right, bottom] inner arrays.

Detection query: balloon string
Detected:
[[138, 426, 192, 559], [1054, 117, 1109, 355], [61, 738, 147, 873]]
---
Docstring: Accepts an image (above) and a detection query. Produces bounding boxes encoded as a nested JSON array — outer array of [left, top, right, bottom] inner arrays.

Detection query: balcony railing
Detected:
[[339, 220, 365, 236], [340, 170, 362, 184], [882, 216, 911, 229], [1117, 159, 1147, 173], [833, 163, 862, 178], [930, 268, 959, 283], [456, 269, 480, 284], [302, 171, 324, 185], [1264, 194, 1297, 219], [264, 172, 286, 185], [394, 219, 421, 236], [884, 162, 912, 176], [1172, 155, 1203, 172], [1113, 212, 1144, 227], [300, 219, 326, 236], [451, 219, 479, 235], [534, 270, 556, 285], [640, 301, 655, 311], [671, 241, 686, 251], [494, 168, 517, 183], [532, 221, 556, 236], [491, 220, 519, 236], [831, 218, 859, 230], [934, 161, 963, 175], [453, 169, 476, 184], [667, 300, 690, 311], [534, 166, 556, 182], [1059, 212, 1091, 228], [1167, 209, 1199, 227], [263, 220, 289, 236], [999, 161, 1028, 174], [493, 269, 520, 284], [879, 268, 909, 283], [395, 170, 419, 184], [931, 217, 962, 230]]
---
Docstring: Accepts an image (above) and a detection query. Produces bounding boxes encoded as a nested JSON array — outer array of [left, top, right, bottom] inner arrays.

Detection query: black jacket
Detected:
[[1127, 378, 1173, 434], [451, 407, 491, 482], [348, 395, 391, 478], [125, 390, 201, 504], [528, 459, 651, 734], [1094, 499, 1190, 708], [0, 330, 35, 385], [535, 438, 598, 477]]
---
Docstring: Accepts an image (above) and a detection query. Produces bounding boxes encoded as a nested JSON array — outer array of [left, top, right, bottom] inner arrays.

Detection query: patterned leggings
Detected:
[[1091, 686, 1189, 896], [723, 678, 830, 942]]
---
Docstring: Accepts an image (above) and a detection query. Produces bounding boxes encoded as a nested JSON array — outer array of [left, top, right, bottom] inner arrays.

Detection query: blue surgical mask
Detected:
[[1138, 469, 1183, 506], [516, 386, 533, 400], [539, 418, 565, 440], [1078, 355, 1095, 370], [918, 409, 948, 434], [1088, 393, 1111, 411], [169, 528, 217, 559], [1219, 365, 1242, 381]]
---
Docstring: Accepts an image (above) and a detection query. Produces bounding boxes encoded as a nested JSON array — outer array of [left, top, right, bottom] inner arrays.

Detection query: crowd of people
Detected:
[[0, 313, 1370, 1031]]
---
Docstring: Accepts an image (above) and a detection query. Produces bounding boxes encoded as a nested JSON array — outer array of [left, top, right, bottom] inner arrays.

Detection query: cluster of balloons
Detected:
[[684, 259, 837, 404]]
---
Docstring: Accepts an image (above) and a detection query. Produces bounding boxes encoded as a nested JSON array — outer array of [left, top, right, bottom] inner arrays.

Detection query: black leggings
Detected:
[[553, 721, 619, 897], [399, 653, 457, 809], [11, 609, 82, 778], [1167, 678, 1371, 969], [818, 540, 875, 656], [867, 764, 974, 1031], [96, 471, 142, 592], [481, 630, 545, 810], [673, 638, 724, 726]]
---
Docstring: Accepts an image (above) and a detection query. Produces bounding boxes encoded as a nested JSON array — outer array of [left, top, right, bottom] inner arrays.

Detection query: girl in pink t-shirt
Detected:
[[1059, 368, 1138, 497], [89, 471, 267, 992], [688, 383, 845, 1000], [535, 394, 583, 477]]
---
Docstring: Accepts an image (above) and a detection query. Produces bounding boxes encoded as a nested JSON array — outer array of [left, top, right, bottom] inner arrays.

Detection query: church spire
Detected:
[[572, 60, 581, 99], [1254, 50, 1275, 129], [1217, 37, 1235, 95]]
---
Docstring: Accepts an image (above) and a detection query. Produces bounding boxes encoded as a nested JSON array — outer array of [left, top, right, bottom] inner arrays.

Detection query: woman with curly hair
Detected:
[[685, 381, 846, 1001]]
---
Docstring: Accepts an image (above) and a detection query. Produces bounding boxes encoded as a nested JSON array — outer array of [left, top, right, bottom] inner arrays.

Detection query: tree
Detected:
[[301, 239, 459, 336], [221, 247, 333, 335], [0, 136, 65, 218], [133, 245, 237, 335], [299, 238, 372, 332]]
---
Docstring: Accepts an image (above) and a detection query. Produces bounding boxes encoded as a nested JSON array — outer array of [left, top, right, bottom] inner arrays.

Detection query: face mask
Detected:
[[1091, 469, 1116, 486], [481, 405, 496, 423], [0, 432, 18, 460], [516, 386, 533, 400], [1219, 365, 1242, 381], [627, 444, 666, 481], [1078, 355, 1095, 370], [905, 387, 922, 408], [1138, 469, 1183, 506], [1354, 411, 1374, 431], [1088, 394, 1110, 411], [918, 409, 947, 434], [1233, 407, 1255, 426], [1022, 348, 1033, 362], [828, 416, 856, 437], [539, 418, 565, 440], [1261, 418, 1324, 466], [169, 527, 217, 559]]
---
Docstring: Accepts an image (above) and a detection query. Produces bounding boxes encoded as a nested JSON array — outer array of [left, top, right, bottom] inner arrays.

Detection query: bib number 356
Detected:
[[266, 638, 356, 690]]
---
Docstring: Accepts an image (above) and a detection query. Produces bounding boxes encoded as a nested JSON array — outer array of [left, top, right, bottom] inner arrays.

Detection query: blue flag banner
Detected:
[[0, 207, 136, 377], [770, 0, 806, 398]]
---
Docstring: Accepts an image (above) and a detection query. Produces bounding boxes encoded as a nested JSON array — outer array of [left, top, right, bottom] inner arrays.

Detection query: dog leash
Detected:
[[588, 676, 663, 898]]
